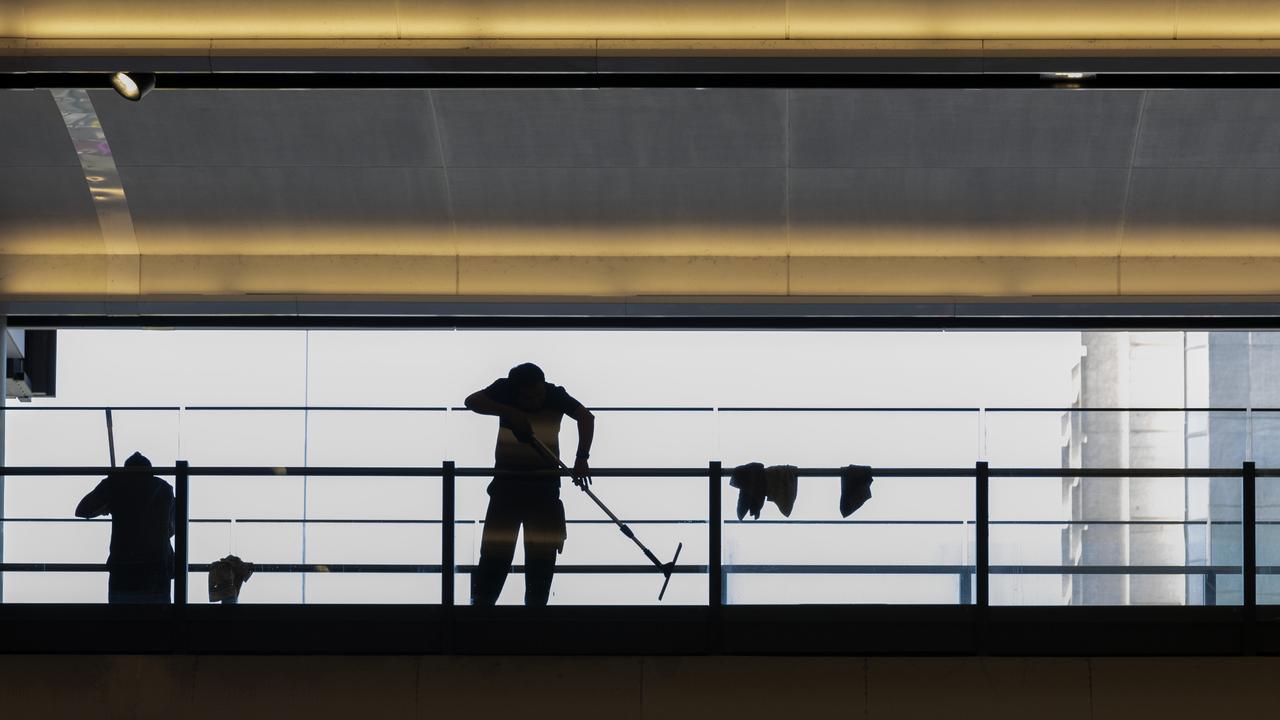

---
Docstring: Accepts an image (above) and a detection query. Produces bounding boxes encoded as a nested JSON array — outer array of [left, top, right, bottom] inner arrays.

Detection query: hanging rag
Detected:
[[763, 464, 799, 517], [730, 463, 767, 520], [839, 465, 874, 517], [209, 554, 255, 602], [732, 463, 800, 519]]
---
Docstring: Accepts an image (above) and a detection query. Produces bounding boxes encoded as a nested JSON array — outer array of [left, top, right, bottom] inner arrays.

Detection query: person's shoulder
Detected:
[[547, 383, 583, 410]]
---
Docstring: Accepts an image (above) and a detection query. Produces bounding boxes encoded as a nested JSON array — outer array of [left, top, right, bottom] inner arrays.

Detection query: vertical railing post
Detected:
[[709, 461, 723, 609], [975, 461, 990, 653], [441, 461, 456, 653], [709, 461, 724, 653], [442, 461, 456, 610], [174, 460, 189, 608], [1243, 461, 1257, 653]]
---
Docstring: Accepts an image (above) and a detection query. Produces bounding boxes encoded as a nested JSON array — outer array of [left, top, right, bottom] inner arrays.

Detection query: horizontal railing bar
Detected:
[[713, 407, 980, 413], [723, 565, 1246, 575], [987, 468, 1245, 478], [194, 563, 444, 573], [2, 517, 1261, 526], [1, 563, 1253, 576], [2, 405, 181, 411], [185, 406, 450, 412], [0, 465, 1255, 478], [989, 566, 1244, 575], [14, 404, 1280, 414], [0, 563, 703, 575]]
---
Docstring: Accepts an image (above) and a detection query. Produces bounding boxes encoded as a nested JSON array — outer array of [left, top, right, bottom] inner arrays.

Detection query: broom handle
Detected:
[[105, 408, 117, 467]]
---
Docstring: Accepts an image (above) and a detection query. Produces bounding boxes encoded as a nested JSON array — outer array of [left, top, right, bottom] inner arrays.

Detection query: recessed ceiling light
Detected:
[[110, 71, 156, 101], [1039, 72, 1095, 81]]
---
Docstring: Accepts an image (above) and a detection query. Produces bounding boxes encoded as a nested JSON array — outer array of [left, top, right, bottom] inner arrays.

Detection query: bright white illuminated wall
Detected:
[[4, 329, 1090, 605]]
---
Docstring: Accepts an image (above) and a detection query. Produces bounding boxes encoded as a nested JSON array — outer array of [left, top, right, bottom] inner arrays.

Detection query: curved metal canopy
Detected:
[[4, 2, 1280, 303]]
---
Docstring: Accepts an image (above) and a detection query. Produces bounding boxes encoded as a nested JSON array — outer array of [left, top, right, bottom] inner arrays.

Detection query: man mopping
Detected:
[[465, 362, 594, 606]]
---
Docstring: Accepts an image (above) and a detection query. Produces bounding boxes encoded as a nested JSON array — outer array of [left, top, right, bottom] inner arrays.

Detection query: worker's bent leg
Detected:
[[472, 493, 521, 606], [523, 497, 566, 606]]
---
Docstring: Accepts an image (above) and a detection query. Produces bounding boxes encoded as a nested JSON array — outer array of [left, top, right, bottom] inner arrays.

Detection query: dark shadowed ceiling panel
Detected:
[[89, 89, 444, 168], [448, 167, 785, 226], [1135, 90, 1280, 167], [118, 166, 453, 254], [0, 168, 101, 252], [0, 91, 81, 167], [433, 89, 786, 168], [6, 86, 1280, 298], [788, 90, 1144, 168], [788, 167, 1129, 229], [1125, 168, 1280, 227]]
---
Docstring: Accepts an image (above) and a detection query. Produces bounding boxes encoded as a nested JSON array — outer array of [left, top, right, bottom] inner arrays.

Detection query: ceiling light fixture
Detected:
[[1038, 72, 1096, 89], [1038, 72, 1096, 80], [110, 71, 156, 101]]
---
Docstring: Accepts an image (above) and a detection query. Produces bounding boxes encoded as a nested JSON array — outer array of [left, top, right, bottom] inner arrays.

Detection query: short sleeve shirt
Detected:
[[84, 474, 176, 590], [482, 379, 584, 474]]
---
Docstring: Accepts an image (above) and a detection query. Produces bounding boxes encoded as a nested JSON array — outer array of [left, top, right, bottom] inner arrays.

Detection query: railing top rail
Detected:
[[0, 465, 1259, 478], [3, 517, 1260, 526], [12, 404, 1280, 413]]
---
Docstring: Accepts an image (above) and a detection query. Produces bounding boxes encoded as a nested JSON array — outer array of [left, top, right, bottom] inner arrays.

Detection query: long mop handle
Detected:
[[105, 408, 117, 467], [529, 437, 663, 568], [526, 435, 682, 600]]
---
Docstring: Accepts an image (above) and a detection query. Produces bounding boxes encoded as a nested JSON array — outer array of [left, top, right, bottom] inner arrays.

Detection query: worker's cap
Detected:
[[123, 451, 152, 468], [508, 362, 545, 388]]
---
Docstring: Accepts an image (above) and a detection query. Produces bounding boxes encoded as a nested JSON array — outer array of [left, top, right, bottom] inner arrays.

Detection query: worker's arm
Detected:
[[569, 405, 595, 487], [75, 479, 111, 519], [464, 388, 534, 440]]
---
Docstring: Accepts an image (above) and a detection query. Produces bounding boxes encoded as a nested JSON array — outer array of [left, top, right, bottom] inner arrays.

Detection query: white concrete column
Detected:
[[1079, 332, 1131, 605]]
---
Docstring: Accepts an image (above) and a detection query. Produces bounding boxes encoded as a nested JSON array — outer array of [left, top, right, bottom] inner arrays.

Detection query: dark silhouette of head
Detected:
[[508, 362, 547, 411], [124, 451, 152, 468]]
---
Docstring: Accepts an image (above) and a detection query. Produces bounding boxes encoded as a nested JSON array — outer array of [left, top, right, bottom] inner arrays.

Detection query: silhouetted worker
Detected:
[[465, 362, 594, 606], [75, 451, 175, 604]]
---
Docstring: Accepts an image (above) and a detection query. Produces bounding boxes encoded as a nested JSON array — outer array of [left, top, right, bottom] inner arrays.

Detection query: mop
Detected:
[[526, 435, 683, 601], [105, 408, 117, 467]]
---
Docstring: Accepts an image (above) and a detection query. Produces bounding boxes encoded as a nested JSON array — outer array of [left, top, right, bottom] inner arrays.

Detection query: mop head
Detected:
[[657, 542, 683, 601]]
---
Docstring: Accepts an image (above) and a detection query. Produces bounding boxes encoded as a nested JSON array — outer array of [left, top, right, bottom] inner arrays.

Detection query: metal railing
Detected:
[[0, 461, 1270, 611]]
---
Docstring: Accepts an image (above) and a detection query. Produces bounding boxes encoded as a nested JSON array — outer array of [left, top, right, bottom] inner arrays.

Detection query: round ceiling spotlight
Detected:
[[110, 71, 156, 101]]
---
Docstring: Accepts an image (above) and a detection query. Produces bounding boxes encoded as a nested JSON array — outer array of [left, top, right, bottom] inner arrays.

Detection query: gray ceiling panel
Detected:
[[789, 90, 1144, 168], [90, 90, 442, 168], [0, 166, 98, 233], [448, 167, 786, 227], [120, 166, 452, 232], [789, 168, 1129, 227], [433, 89, 786, 168], [1136, 91, 1280, 168], [1125, 168, 1280, 226], [8, 87, 1280, 262], [0, 91, 79, 166]]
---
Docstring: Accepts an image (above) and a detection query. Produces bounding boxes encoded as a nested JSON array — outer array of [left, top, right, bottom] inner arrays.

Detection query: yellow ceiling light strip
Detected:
[[8, 1, 1280, 41], [9, 240, 1280, 297], [7, 254, 1280, 298], [8, 38, 1280, 64]]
